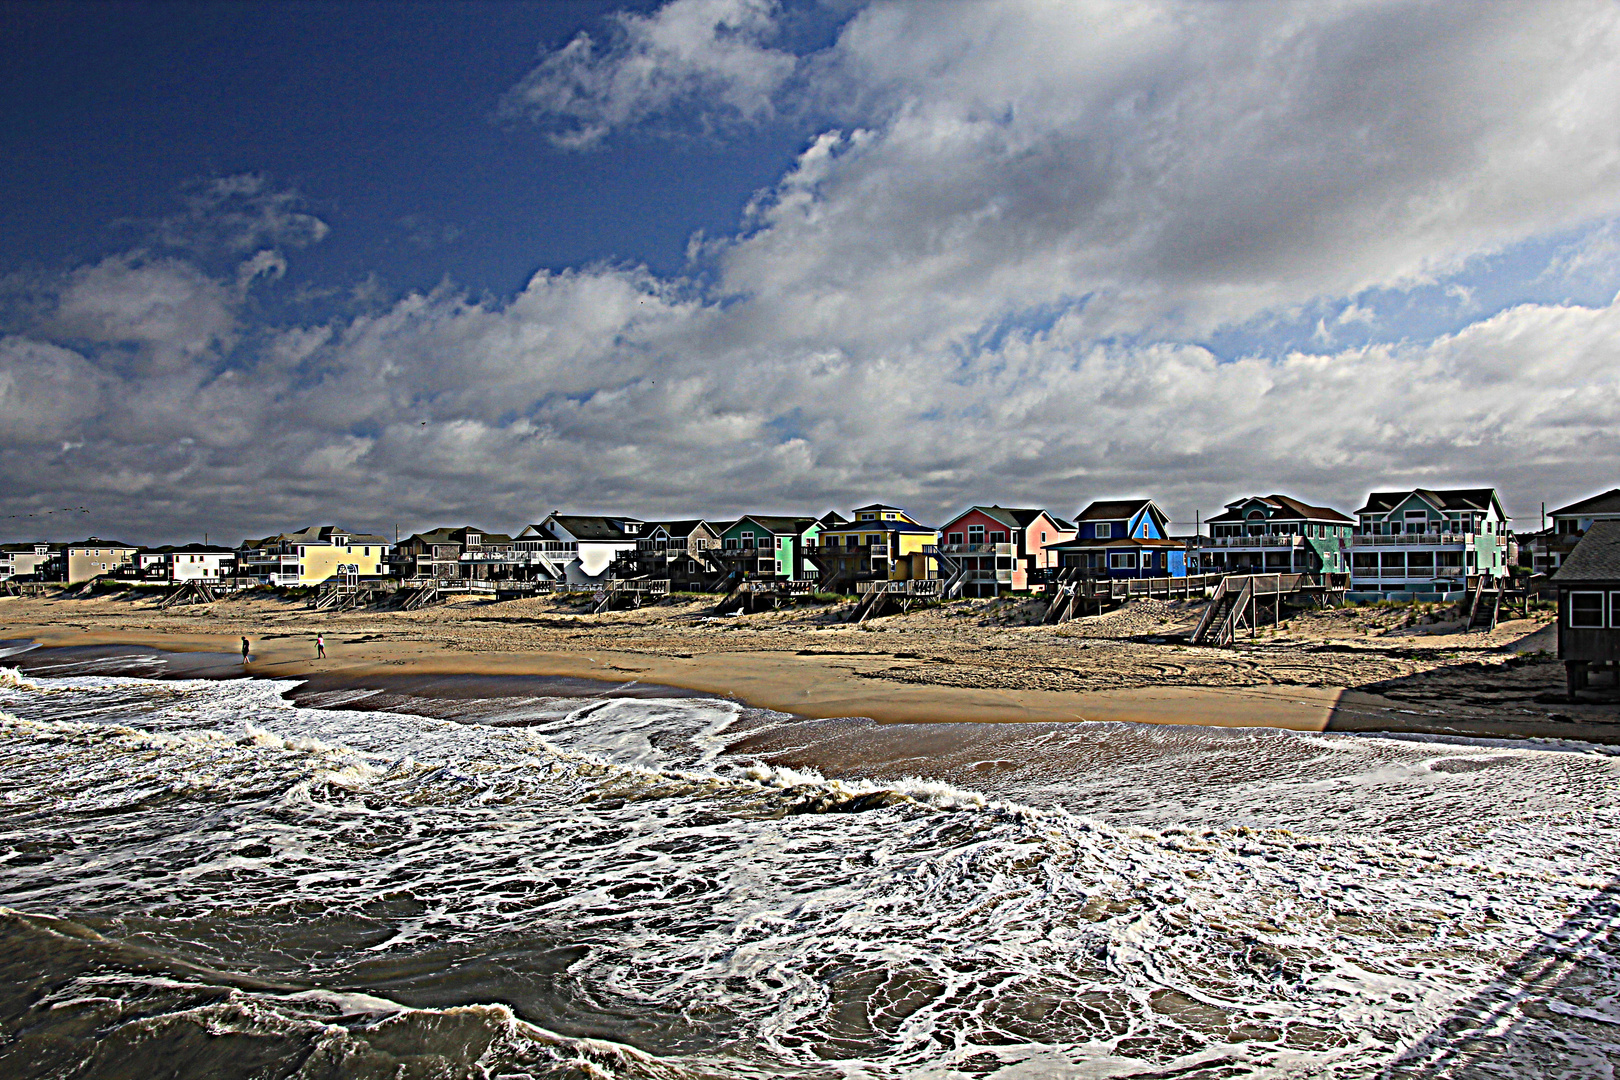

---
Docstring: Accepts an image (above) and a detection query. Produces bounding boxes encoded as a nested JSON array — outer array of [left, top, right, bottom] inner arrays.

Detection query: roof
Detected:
[[546, 515, 644, 541], [66, 537, 137, 549], [150, 543, 235, 554], [1355, 488, 1501, 515], [1047, 536, 1185, 551], [0, 542, 56, 552], [1074, 499, 1155, 522], [850, 503, 908, 514], [822, 519, 936, 534], [1553, 521, 1620, 583], [406, 526, 483, 546], [1549, 489, 1620, 518], [944, 505, 1066, 532], [645, 519, 710, 539], [818, 510, 850, 526], [737, 514, 820, 535], [1206, 494, 1354, 524]]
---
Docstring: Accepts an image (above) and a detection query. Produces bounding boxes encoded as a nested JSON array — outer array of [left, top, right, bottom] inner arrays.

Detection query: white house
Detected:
[[512, 513, 645, 584], [138, 544, 237, 583]]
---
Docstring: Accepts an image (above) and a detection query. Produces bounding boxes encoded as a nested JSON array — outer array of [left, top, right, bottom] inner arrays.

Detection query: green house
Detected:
[[1350, 488, 1510, 597], [715, 514, 829, 581]]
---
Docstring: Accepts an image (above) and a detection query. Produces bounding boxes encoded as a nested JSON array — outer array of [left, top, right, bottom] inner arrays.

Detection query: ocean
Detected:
[[0, 643, 1617, 1078]]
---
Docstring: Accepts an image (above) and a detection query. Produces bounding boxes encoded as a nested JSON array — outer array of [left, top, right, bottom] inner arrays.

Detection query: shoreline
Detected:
[[8, 617, 1620, 745]]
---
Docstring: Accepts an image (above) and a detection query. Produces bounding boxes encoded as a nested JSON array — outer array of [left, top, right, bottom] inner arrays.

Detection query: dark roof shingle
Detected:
[[1553, 521, 1620, 583]]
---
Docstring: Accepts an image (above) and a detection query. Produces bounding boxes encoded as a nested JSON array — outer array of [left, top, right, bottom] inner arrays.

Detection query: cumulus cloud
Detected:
[[501, 0, 798, 147], [5, 0, 1620, 540]]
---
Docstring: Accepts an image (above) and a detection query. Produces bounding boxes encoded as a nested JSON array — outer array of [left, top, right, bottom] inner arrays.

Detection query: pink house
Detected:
[[936, 505, 1077, 597]]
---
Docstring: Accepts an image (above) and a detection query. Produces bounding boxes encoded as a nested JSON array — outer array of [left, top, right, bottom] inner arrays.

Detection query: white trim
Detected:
[[1570, 591, 1605, 628]]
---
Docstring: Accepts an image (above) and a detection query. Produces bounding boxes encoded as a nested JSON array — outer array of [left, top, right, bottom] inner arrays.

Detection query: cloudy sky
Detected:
[[3, 0, 1619, 543]]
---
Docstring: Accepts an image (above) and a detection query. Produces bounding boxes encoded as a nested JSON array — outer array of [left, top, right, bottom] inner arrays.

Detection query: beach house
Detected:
[[135, 544, 237, 583], [1527, 489, 1620, 576], [812, 504, 939, 592], [394, 526, 513, 581], [1551, 520, 1620, 697], [1044, 499, 1186, 581], [713, 515, 829, 582], [617, 520, 725, 589], [934, 506, 1076, 597], [1349, 488, 1509, 598], [0, 542, 61, 581], [1199, 495, 1354, 576], [512, 513, 646, 584], [65, 537, 140, 584], [237, 526, 391, 587]]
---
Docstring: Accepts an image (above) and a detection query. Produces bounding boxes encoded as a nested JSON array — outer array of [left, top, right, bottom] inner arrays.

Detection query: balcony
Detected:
[[1201, 535, 1305, 548], [1353, 533, 1476, 546], [963, 569, 1013, 583], [938, 543, 1015, 556]]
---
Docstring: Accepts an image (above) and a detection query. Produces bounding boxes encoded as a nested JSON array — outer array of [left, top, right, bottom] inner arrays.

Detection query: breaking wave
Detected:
[[0, 662, 1617, 1078]]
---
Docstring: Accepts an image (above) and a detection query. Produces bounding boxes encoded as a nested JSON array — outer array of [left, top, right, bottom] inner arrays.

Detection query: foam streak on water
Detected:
[[0, 663, 1617, 1079]]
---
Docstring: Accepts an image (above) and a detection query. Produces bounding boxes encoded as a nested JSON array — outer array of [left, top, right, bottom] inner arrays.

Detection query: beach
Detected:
[[3, 588, 1614, 742]]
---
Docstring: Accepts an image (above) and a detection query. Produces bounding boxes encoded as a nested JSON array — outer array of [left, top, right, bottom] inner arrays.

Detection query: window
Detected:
[[1612, 592, 1620, 629], [1570, 592, 1605, 628], [948, 532, 963, 545], [1095, 523, 1111, 539], [1040, 531, 1047, 543], [989, 531, 1007, 544], [1109, 552, 1137, 570]]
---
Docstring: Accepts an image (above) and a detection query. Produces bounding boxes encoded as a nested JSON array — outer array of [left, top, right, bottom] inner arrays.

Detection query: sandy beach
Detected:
[[4, 587, 1616, 742]]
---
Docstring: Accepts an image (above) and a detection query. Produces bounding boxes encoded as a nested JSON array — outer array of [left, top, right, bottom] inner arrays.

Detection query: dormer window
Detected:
[[860, 514, 875, 521], [1096, 523, 1111, 539]]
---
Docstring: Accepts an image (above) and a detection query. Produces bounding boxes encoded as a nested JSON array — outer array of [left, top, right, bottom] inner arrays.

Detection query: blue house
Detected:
[[1045, 498, 1189, 579]]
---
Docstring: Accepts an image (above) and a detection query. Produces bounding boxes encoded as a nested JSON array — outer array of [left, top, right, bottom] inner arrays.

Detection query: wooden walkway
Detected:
[[1189, 573, 1351, 646]]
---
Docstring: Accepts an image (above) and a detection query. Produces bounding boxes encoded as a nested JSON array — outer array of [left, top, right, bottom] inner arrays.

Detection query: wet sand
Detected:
[[3, 588, 1617, 742]]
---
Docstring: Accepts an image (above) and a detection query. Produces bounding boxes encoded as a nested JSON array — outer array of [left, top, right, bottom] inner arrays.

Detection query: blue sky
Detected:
[[2, 0, 1619, 542]]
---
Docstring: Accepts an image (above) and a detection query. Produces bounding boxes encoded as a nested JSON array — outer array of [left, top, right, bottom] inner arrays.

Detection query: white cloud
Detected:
[[148, 173, 330, 253], [6, 0, 1620, 540], [501, 0, 798, 148]]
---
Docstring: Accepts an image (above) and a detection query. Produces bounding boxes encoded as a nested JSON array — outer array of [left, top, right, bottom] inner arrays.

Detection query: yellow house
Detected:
[[239, 526, 391, 586], [66, 537, 140, 584], [811, 503, 937, 591]]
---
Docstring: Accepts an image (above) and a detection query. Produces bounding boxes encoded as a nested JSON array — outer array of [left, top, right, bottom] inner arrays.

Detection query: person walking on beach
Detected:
[[316, 633, 325, 660], [241, 636, 250, 665]]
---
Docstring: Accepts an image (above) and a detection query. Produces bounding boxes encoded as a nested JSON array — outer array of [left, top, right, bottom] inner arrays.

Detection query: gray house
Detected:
[[1552, 520, 1620, 697]]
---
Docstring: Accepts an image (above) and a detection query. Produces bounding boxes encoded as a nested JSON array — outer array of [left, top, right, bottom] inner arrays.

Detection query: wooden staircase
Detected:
[[158, 580, 219, 609], [1464, 582, 1501, 632], [401, 583, 439, 611], [1190, 575, 1252, 646]]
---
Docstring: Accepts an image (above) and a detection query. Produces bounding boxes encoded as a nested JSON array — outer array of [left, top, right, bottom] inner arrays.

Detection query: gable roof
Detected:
[[66, 537, 137, 549], [1355, 488, 1501, 516], [822, 518, 936, 534], [1552, 521, 1620, 583], [645, 519, 711, 539], [1206, 494, 1353, 524], [943, 505, 1064, 532], [546, 515, 643, 541], [1074, 498, 1155, 522], [1549, 489, 1620, 518], [737, 514, 820, 535]]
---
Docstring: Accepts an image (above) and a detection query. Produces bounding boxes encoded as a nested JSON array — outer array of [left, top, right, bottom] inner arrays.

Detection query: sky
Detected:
[[2, 0, 1619, 544]]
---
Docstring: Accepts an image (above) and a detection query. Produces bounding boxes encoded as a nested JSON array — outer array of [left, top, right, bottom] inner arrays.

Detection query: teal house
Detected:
[[715, 514, 832, 581], [1349, 488, 1510, 598]]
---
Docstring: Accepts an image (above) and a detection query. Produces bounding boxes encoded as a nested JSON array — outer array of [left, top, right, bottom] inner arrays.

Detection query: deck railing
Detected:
[[1353, 533, 1476, 546]]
